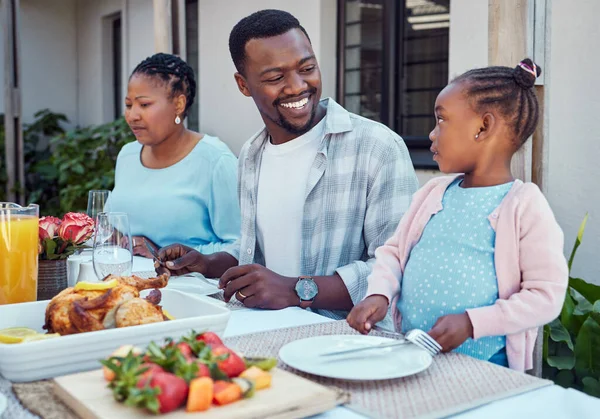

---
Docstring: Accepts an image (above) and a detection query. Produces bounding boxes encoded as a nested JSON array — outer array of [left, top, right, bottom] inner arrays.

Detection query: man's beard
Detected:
[[270, 88, 319, 135]]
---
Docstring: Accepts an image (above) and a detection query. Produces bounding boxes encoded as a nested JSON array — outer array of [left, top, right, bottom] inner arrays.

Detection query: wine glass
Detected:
[[92, 212, 133, 280], [87, 190, 111, 221]]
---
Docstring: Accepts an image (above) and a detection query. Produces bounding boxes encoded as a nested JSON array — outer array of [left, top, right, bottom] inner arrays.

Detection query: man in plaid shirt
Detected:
[[158, 10, 417, 320]]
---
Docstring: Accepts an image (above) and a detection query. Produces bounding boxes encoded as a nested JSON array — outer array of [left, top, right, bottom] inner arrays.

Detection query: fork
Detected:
[[321, 329, 442, 357], [143, 239, 164, 266], [404, 329, 442, 356]]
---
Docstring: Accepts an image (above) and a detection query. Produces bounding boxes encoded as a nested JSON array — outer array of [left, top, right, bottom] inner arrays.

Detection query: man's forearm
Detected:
[[310, 273, 354, 311], [205, 252, 238, 278]]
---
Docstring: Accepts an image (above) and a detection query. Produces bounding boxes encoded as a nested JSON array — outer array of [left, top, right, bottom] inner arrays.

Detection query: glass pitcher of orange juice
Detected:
[[0, 203, 39, 304]]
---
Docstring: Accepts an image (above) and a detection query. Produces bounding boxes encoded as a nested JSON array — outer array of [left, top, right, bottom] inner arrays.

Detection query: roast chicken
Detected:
[[44, 274, 169, 335]]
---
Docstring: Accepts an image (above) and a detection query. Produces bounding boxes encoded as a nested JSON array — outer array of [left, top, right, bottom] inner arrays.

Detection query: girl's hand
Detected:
[[347, 295, 389, 334], [428, 313, 474, 352]]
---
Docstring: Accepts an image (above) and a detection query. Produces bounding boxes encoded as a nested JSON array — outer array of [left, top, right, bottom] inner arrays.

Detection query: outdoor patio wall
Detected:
[[76, 0, 154, 126], [547, 0, 599, 284], [197, 0, 338, 155], [415, 0, 488, 187], [0, 0, 78, 126]]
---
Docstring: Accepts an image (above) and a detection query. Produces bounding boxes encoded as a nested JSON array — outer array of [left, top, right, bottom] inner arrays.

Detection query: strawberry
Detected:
[[211, 345, 246, 378], [176, 343, 194, 361], [197, 332, 223, 347], [134, 371, 189, 414], [195, 361, 211, 378]]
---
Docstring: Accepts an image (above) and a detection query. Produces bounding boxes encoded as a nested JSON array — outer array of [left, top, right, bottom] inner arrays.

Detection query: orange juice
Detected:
[[0, 215, 39, 304]]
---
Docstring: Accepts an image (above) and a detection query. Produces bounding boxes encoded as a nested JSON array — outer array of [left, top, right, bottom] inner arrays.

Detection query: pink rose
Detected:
[[58, 212, 95, 244], [39, 216, 62, 241]]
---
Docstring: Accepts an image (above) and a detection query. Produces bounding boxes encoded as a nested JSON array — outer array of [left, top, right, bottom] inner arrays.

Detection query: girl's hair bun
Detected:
[[513, 58, 542, 89]]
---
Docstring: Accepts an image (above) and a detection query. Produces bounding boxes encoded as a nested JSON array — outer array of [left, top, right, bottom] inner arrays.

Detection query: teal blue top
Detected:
[[398, 178, 513, 362], [110, 135, 240, 253]]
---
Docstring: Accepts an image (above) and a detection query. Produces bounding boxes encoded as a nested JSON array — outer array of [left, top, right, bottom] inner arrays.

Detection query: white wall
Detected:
[[197, 0, 337, 155], [1, 0, 78, 125], [546, 0, 600, 283], [76, 0, 154, 126], [448, 0, 488, 79]]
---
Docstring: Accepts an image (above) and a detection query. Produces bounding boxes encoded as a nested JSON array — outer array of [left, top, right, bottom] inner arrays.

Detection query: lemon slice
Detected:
[[22, 333, 61, 342], [75, 278, 118, 291], [162, 309, 175, 320], [0, 327, 39, 344]]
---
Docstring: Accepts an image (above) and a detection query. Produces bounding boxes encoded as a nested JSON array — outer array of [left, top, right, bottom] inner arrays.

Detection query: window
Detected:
[[101, 12, 123, 122], [338, 0, 450, 168], [185, 0, 199, 131], [112, 16, 123, 120]]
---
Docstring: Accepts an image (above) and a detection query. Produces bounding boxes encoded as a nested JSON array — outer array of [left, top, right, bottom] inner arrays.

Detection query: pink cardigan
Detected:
[[366, 175, 568, 371]]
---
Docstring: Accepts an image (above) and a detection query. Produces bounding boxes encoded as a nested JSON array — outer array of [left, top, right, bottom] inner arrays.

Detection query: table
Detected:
[[1, 259, 598, 418]]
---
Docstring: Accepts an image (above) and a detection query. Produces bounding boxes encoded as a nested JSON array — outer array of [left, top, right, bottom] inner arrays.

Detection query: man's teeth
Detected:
[[280, 98, 309, 109]]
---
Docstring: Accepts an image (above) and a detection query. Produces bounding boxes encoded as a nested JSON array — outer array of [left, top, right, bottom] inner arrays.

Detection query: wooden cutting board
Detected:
[[54, 368, 349, 419]]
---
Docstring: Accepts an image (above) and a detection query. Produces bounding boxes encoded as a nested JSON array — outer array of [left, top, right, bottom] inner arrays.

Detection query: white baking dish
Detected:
[[0, 289, 230, 382]]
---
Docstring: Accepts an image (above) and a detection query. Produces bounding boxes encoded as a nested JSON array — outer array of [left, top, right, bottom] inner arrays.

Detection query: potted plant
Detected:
[[38, 212, 95, 300]]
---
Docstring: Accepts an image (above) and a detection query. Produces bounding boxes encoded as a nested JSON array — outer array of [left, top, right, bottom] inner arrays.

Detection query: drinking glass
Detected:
[[0, 203, 39, 304], [87, 190, 111, 221], [92, 212, 133, 280]]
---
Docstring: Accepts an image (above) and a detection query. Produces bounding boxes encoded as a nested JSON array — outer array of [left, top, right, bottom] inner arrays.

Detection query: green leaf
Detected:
[[547, 355, 576, 370], [570, 277, 600, 306], [582, 377, 600, 398], [561, 291, 577, 331], [554, 369, 575, 388], [548, 318, 574, 350], [574, 316, 600, 377], [44, 238, 57, 259]]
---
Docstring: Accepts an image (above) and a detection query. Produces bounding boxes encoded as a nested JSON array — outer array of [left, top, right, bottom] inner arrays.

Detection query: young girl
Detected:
[[347, 59, 568, 371]]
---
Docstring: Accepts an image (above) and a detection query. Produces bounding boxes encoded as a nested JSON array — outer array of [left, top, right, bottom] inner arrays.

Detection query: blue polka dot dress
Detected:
[[397, 178, 513, 362]]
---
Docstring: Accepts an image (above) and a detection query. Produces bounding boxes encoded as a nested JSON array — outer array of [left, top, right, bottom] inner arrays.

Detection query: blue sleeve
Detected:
[[194, 153, 241, 254]]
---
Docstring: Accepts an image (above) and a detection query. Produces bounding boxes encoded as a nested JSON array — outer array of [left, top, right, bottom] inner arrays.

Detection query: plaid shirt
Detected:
[[225, 98, 418, 319]]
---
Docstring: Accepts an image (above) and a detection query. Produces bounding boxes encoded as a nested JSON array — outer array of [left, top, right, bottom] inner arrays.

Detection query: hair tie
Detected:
[[518, 61, 537, 78]]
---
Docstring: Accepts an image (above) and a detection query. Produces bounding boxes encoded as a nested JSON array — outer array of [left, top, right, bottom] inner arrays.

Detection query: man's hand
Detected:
[[156, 244, 208, 277], [131, 236, 157, 259], [219, 264, 297, 310], [346, 295, 389, 334], [428, 313, 474, 352]]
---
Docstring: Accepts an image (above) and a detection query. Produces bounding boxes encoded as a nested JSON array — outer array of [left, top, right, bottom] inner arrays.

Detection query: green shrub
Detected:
[[1, 110, 134, 215], [543, 214, 600, 398], [51, 117, 134, 214]]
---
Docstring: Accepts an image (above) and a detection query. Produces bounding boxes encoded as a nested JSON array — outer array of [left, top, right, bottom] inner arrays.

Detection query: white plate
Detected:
[[166, 273, 220, 296], [0, 393, 6, 417], [279, 335, 432, 380], [0, 289, 230, 382]]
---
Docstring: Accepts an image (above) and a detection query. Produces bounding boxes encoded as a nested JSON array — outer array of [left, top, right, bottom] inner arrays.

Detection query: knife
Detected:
[[320, 339, 407, 357]]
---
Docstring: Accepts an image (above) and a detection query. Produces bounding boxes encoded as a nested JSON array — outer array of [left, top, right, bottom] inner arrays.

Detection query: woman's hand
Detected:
[[346, 295, 389, 334], [156, 244, 208, 276], [428, 313, 474, 352], [131, 236, 158, 258]]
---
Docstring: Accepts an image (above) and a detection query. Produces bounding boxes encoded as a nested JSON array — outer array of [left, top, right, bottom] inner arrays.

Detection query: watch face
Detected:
[[296, 278, 318, 301]]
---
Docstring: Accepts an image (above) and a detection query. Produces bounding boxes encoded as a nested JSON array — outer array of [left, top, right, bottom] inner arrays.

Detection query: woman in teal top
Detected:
[[110, 53, 240, 257]]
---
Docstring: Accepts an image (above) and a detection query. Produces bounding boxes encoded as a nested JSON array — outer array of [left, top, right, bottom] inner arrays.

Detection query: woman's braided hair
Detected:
[[453, 58, 542, 148], [131, 53, 196, 118]]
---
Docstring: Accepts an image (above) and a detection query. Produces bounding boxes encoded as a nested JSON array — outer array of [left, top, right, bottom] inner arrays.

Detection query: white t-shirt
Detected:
[[256, 119, 326, 277]]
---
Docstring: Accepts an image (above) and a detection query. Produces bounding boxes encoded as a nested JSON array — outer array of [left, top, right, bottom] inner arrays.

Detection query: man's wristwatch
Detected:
[[295, 276, 318, 309]]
